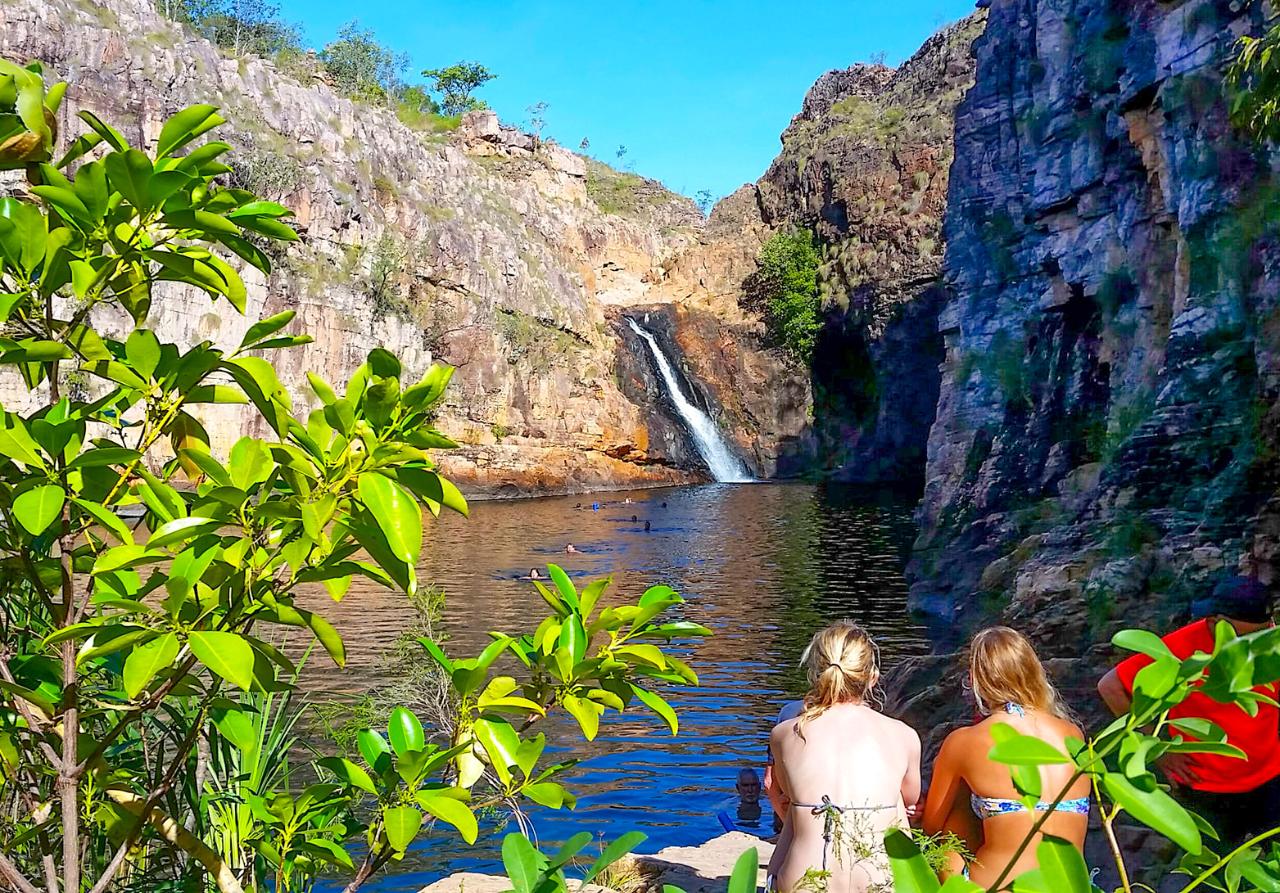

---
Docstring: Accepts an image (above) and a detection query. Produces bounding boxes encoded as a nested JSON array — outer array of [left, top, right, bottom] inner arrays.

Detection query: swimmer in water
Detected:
[[565, 544, 578, 554], [644, 520, 651, 532], [525, 568, 541, 580], [661, 501, 668, 508], [631, 515, 638, 523]]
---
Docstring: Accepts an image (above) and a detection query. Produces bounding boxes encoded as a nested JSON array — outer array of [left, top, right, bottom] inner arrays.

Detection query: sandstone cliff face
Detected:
[[911, 0, 1280, 653], [0, 0, 801, 495], [712, 14, 987, 485]]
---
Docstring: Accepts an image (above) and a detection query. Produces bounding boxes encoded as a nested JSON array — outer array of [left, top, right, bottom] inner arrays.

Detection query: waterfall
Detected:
[[626, 317, 754, 483]]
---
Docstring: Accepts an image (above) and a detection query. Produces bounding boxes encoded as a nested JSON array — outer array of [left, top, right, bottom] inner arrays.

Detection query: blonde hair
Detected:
[[969, 627, 1068, 719], [795, 620, 881, 737]]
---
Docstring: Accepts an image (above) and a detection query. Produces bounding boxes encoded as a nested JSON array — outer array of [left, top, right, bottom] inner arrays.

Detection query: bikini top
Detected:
[[969, 703, 1091, 820]]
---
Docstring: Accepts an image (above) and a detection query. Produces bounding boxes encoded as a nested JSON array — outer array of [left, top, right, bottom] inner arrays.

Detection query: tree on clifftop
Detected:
[[422, 61, 496, 116], [321, 20, 409, 103]]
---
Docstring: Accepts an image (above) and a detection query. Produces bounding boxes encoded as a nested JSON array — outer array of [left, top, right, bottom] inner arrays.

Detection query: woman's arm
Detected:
[[766, 726, 793, 878], [901, 726, 922, 815], [923, 732, 976, 878], [921, 732, 966, 835]]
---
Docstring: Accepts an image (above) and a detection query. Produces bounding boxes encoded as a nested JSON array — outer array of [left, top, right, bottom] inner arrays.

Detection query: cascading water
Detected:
[[626, 316, 754, 483]]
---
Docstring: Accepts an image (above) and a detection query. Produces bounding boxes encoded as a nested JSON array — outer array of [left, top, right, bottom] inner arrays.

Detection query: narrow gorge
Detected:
[[4, 0, 1280, 735]]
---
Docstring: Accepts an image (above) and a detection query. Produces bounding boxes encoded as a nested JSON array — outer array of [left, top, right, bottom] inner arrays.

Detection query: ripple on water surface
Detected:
[[301, 482, 928, 892]]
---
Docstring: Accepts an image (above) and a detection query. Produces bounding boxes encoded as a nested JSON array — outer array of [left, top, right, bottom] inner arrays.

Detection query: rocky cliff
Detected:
[[910, 0, 1280, 659], [0, 0, 806, 495], [704, 14, 987, 485]]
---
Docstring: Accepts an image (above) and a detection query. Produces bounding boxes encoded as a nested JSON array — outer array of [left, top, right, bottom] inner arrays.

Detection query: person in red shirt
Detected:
[[1097, 553, 1278, 846]]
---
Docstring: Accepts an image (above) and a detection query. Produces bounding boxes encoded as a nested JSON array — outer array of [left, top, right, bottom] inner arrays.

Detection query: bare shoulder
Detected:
[[882, 714, 922, 748], [937, 722, 979, 763], [771, 717, 800, 749], [1049, 715, 1086, 741]]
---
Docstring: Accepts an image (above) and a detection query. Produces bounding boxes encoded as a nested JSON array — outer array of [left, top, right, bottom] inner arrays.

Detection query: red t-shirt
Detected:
[[1116, 619, 1280, 793]]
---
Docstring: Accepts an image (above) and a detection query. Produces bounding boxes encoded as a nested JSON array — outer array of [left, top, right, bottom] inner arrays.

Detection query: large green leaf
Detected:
[[147, 516, 221, 549], [188, 631, 255, 692], [884, 828, 941, 893], [988, 725, 1070, 766], [558, 613, 587, 665], [501, 832, 548, 893], [239, 310, 296, 350], [122, 632, 179, 698], [520, 781, 574, 809], [228, 437, 273, 491], [358, 729, 392, 773], [388, 706, 425, 757], [358, 472, 422, 566], [382, 805, 423, 853], [0, 412, 45, 468], [104, 148, 155, 212], [1102, 771, 1201, 854], [317, 756, 377, 795], [13, 484, 64, 535], [546, 563, 579, 609], [723, 846, 759, 893], [583, 832, 648, 888], [416, 790, 478, 844], [156, 104, 222, 158], [473, 717, 521, 784], [1112, 629, 1175, 661], [562, 693, 602, 741], [1032, 835, 1091, 892], [632, 686, 679, 735], [71, 498, 133, 545], [211, 704, 258, 752]]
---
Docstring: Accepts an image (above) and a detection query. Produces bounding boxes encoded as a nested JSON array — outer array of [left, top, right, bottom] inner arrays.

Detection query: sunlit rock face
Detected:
[[0, 0, 810, 496], [704, 13, 987, 486], [912, 0, 1280, 641]]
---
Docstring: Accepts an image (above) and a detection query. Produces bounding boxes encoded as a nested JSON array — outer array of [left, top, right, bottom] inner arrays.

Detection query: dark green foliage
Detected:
[[321, 20, 409, 103], [1228, 23, 1280, 143], [750, 228, 822, 363], [160, 0, 302, 57], [0, 74, 703, 893], [393, 84, 465, 133], [422, 61, 496, 116]]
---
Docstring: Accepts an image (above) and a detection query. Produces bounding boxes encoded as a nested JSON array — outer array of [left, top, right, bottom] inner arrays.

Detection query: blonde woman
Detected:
[[922, 627, 1089, 884], [768, 621, 922, 893]]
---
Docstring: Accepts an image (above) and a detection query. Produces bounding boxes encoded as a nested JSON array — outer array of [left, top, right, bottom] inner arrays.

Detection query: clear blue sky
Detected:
[[276, 1, 979, 200]]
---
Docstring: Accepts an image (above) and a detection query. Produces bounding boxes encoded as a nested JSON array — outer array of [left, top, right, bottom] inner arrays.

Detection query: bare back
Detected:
[[924, 709, 1089, 885], [769, 703, 922, 893]]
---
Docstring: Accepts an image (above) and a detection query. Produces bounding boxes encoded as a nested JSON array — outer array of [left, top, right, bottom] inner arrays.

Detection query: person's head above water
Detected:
[[796, 620, 880, 733], [644, 520, 651, 531], [736, 767, 761, 804], [969, 626, 1068, 718], [529, 568, 540, 579]]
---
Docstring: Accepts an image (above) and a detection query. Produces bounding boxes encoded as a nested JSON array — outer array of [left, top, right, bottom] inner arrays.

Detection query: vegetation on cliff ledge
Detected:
[[749, 228, 822, 363]]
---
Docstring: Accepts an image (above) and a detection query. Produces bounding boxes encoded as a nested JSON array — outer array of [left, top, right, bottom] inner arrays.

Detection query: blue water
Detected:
[[304, 482, 928, 891]]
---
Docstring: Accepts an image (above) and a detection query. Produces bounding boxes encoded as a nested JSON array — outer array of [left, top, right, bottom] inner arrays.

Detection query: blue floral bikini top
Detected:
[[969, 703, 1091, 820]]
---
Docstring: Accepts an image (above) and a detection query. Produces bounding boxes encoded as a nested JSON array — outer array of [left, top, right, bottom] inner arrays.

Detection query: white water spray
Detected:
[[626, 317, 753, 483]]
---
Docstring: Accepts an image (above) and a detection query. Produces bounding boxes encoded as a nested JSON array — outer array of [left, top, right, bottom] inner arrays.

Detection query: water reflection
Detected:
[[302, 482, 926, 891]]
